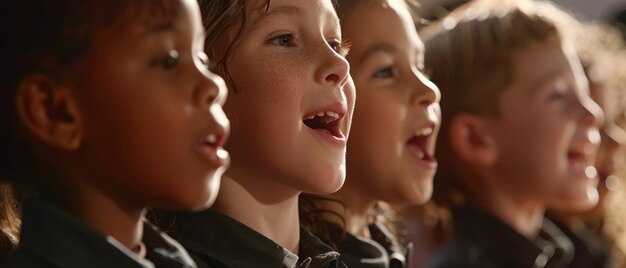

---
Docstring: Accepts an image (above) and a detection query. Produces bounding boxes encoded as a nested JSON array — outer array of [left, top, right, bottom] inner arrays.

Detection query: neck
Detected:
[[326, 182, 377, 238], [469, 176, 545, 237], [61, 174, 145, 252], [547, 211, 582, 229], [211, 170, 301, 253]]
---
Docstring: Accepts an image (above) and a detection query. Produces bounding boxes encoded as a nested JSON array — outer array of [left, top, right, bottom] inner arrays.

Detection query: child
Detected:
[[154, 0, 355, 267], [422, 0, 604, 267], [547, 22, 626, 268], [298, 0, 440, 267], [0, 0, 230, 266]]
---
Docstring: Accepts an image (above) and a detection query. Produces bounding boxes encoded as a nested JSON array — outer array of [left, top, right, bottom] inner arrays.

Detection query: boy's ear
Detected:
[[448, 113, 498, 167], [15, 74, 83, 151]]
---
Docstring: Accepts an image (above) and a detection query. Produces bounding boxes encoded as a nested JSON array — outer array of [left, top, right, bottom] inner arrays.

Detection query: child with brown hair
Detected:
[[153, 0, 355, 267], [422, 0, 604, 267], [298, 0, 441, 267], [0, 0, 230, 266]]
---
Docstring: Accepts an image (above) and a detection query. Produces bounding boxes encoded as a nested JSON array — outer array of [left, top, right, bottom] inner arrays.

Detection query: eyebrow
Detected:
[[358, 43, 396, 65], [143, 22, 178, 37]]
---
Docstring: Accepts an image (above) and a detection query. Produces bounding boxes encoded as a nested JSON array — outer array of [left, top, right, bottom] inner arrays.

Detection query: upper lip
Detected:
[[303, 102, 348, 121], [567, 142, 596, 165], [203, 127, 228, 148]]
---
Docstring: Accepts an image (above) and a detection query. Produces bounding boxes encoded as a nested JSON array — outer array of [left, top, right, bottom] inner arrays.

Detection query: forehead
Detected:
[[248, 0, 340, 29], [511, 39, 573, 90], [342, 0, 423, 58]]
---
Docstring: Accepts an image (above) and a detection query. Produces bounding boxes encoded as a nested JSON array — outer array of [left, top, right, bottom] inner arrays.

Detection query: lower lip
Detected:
[[568, 158, 592, 181], [198, 145, 230, 167], [406, 144, 438, 169], [306, 127, 346, 147]]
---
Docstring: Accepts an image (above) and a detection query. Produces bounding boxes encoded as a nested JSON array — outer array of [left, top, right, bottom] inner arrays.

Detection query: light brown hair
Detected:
[[423, 0, 566, 206]]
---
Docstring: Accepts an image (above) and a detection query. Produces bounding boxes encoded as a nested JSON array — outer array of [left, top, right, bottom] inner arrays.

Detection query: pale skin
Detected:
[[453, 40, 603, 236], [319, 0, 441, 238], [210, 0, 355, 253], [16, 0, 229, 252]]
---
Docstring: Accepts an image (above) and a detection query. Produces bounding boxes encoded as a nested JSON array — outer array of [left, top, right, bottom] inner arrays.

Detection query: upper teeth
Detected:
[[206, 134, 217, 144], [306, 111, 340, 120], [416, 127, 433, 137]]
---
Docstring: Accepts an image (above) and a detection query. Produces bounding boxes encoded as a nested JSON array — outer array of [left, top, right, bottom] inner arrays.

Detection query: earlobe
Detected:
[[15, 74, 83, 151], [448, 114, 498, 167]]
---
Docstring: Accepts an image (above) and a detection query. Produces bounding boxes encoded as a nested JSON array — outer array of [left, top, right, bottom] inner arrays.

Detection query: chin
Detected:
[[301, 168, 346, 195]]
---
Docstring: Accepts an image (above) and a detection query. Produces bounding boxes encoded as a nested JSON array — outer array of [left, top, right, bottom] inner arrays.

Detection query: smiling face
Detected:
[[70, 0, 230, 210], [490, 40, 602, 208], [220, 0, 354, 195], [339, 0, 441, 205]]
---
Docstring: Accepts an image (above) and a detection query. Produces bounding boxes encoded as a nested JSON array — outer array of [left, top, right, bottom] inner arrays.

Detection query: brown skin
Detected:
[[321, 0, 441, 238], [16, 0, 229, 251], [211, 0, 354, 253], [453, 40, 602, 236]]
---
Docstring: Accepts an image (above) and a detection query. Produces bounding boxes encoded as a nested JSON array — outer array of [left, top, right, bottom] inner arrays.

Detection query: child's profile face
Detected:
[[222, 0, 354, 194], [70, 0, 229, 210], [340, 0, 441, 205], [552, 80, 625, 215], [489, 40, 602, 207]]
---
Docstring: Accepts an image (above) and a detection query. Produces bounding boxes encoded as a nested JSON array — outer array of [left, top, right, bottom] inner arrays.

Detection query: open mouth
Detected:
[[567, 147, 595, 179], [203, 133, 224, 148], [303, 111, 344, 139], [406, 126, 436, 163], [199, 130, 229, 166]]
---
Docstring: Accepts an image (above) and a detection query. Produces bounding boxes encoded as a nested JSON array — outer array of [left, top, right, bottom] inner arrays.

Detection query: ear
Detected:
[[15, 74, 83, 151], [448, 113, 498, 167]]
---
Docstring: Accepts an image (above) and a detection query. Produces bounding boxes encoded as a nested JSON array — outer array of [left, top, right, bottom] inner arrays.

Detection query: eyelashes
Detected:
[[269, 33, 298, 47], [268, 32, 351, 56], [329, 39, 351, 57], [152, 49, 214, 71], [154, 49, 180, 70]]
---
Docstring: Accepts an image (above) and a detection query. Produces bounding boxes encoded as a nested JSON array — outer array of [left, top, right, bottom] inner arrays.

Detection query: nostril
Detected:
[[325, 73, 340, 85], [419, 99, 433, 106]]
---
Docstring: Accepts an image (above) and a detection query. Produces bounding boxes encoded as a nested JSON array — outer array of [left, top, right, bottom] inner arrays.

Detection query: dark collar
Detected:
[[171, 210, 341, 268], [548, 217, 611, 268], [369, 222, 410, 268], [10, 201, 196, 268], [452, 206, 573, 268], [324, 222, 407, 268]]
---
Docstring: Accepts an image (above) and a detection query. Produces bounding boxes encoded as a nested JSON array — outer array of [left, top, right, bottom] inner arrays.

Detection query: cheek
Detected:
[[351, 90, 405, 158]]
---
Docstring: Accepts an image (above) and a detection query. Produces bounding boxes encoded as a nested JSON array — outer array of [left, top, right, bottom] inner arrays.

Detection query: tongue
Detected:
[[304, 117, 334, 136], [407, 136, 432, 161]]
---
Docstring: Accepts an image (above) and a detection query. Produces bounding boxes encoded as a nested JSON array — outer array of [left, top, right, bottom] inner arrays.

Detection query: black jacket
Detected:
[[327, 222, 409, 268], [548, 218, 611, 268], [165, 210, 344, 268], [1, 201, 196, 268], [428, 206, 574, 268]]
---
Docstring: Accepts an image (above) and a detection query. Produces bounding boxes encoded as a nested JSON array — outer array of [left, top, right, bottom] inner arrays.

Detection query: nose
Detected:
[[579, 93, 605, 129], [315, 44, 350, 88], [410, 68, 440, 108], [196, 69, 228, 109]]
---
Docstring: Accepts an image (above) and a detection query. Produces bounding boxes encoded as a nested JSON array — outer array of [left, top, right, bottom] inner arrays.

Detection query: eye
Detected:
[[154, 49, 180, 70], [548, 90, 569, 102], [328, 39, 351, 56], [196, 51, 213, 69], [373, 66, 394, 79], [269, 33, 297, 47], [421, 68, 433, 80]]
